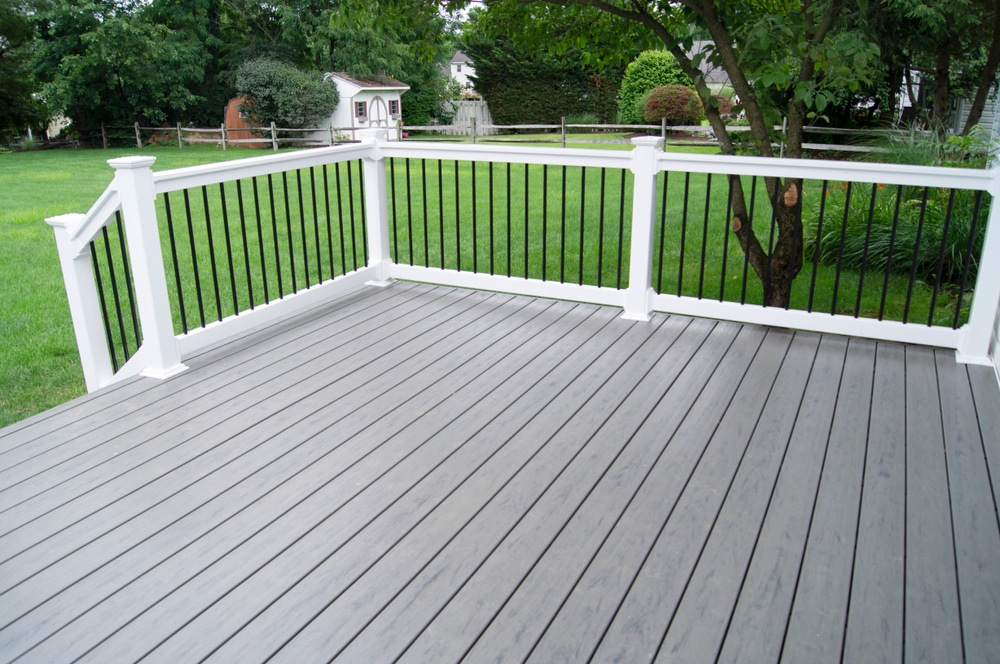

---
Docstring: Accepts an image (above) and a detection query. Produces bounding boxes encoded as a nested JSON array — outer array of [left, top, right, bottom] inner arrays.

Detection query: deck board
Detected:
[[1, 282, 997, 664]]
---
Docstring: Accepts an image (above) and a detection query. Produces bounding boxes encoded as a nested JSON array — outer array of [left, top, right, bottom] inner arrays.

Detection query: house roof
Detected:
[[451, 50, 472, 65], [324, 72, 410, 91]]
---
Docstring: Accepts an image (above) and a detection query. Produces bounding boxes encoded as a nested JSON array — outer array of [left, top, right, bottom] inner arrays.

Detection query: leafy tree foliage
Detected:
[[643, 84, 705, 125], [618, 50, 692, 123], [463, 34, 624, 124], [31, 0, 211, 130], [233, 57, 338, 127], [0, 0, 44, 139], [877, 0, 1000, 134]]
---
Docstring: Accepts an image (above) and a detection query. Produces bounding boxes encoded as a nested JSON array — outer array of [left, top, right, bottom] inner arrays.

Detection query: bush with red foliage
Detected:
[[643, 84, 705, 125]]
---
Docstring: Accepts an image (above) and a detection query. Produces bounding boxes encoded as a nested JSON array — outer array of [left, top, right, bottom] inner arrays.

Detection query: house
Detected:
[[318, 72, 409, 140], [449, 51, 475, 90]]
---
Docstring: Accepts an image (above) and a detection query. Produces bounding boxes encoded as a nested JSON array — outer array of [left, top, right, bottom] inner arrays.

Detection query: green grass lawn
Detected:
[[0, 142, 979, 428], [0, 144, 293, 427]]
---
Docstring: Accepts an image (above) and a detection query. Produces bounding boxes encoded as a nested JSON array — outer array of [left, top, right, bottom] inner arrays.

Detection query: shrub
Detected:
[[233, 58, 338, 128], [643, 85, 705, 125], [618, 51, 692, 124], [804, 183, 988, 287]]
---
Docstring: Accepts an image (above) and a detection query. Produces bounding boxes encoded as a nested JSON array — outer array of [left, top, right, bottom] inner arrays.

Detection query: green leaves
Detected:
[[233, 58, 338, 128]]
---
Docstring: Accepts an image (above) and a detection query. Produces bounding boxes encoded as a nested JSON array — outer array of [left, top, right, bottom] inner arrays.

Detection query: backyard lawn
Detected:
[[0, 145, 296, 427], [0, 141, 982, 428]]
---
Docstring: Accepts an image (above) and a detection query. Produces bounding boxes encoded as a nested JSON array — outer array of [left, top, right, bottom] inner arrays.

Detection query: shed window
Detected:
[[389, 100, 400, 115], [355, 101, 367, 118]]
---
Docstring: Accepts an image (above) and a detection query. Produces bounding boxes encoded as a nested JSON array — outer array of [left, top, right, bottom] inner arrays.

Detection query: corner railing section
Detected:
[[50, 132, 1000, 392]]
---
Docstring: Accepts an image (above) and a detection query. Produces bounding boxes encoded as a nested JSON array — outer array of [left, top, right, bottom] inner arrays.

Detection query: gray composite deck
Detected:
[[1, 282, 998, 663]]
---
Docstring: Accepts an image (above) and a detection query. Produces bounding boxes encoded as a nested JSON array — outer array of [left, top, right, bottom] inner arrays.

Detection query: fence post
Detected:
[[271, 122, 278, 151], [101, 124, 108, 150], [561, 117, 567, 148], [622, 136, 661, 321], [329, 123, 334, 146], [109, 157, 187, 380], [45, 213, 115, 391], [134, 122, 142, 149], [957, 167, 1000, 364], [220, 123, 227, 150], [661, 118, 666, 144], [471, 116, 477, 144], [177, 123, 182, 149], [360, 129, 393, 286]]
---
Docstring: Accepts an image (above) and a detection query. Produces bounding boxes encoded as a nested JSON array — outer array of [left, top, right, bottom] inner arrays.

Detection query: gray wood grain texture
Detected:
[[0, 283, 997, 664]]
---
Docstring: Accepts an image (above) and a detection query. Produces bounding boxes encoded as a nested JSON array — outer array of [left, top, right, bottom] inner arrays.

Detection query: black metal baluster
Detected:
[[405, 158, 414, 265], [617, 169, 626, 289], [236, 180, 255, 309], [163, 192, 189, 333], [523, 163, 529, 279], [698, 174, 712, 299], [355, 160, 368, 260], [928, 188, 958, 326], [183, 189, 206, 326], [903, 187, 931, 324], [830, 181, 853, 316], [472, 161, 479, 272], [506, 162, 512, 277], [251, 177, 269, 304], [762, 185, 780, 308], [854, 183, 879, 317], [953, 190, 985, 329], [578, 166, 586, 285], [560, 165, 567, 283], [455, 160, 461, 272], [597, 168, 607, 288], [740, 177, 756, 305], [218, 182, 239, 315], [678, 173, 691, 297], [309, 167, 323, 282], [322, 165, 335, 278], [489, 161, 495, 275], [656, 171, 670, 294], [101, 225, 130, 360], [89, 240, 119, 371], [807, 180, 829, 312], [113, 212, 141, 349], [202, 186, 224, 321], [438, 160, 445, 269], [281, 172, 298, 294], [421, 159, 429, 266], [390, 157, 400, 262], [295, 170, 310, 287], [719, 176, 734, 302], [267, 174, 284, 298], [334, 162, 348, 272], [877, 185, 905, 321], [542, 164, 548, 280]]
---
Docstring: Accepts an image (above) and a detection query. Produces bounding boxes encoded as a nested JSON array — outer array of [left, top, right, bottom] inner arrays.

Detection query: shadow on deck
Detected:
[[1, 282, 998, 663]]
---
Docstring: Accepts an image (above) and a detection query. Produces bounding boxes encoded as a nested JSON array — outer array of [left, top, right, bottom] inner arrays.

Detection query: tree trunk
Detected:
[[963, 0, 1000, 134], [931, 42, 951, 134]]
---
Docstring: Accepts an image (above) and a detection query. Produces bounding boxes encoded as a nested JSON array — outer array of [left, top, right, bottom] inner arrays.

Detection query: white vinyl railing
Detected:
[[48, 130, 1000, 392]]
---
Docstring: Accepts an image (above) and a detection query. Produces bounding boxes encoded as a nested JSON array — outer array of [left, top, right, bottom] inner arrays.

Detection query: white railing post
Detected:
[[957, 166, 1000, 364], [46, 213, 115, 391], [110, 156, 188, 379], [360, 129, 393, 286], [622, 136, 662, 321]]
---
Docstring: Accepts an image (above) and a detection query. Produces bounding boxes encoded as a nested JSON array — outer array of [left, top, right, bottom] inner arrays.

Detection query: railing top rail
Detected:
[[380, 140, 635, 170], [655, 149, 998, 191], [152, 143, 372, 194], [48, 184, 121, 257]]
